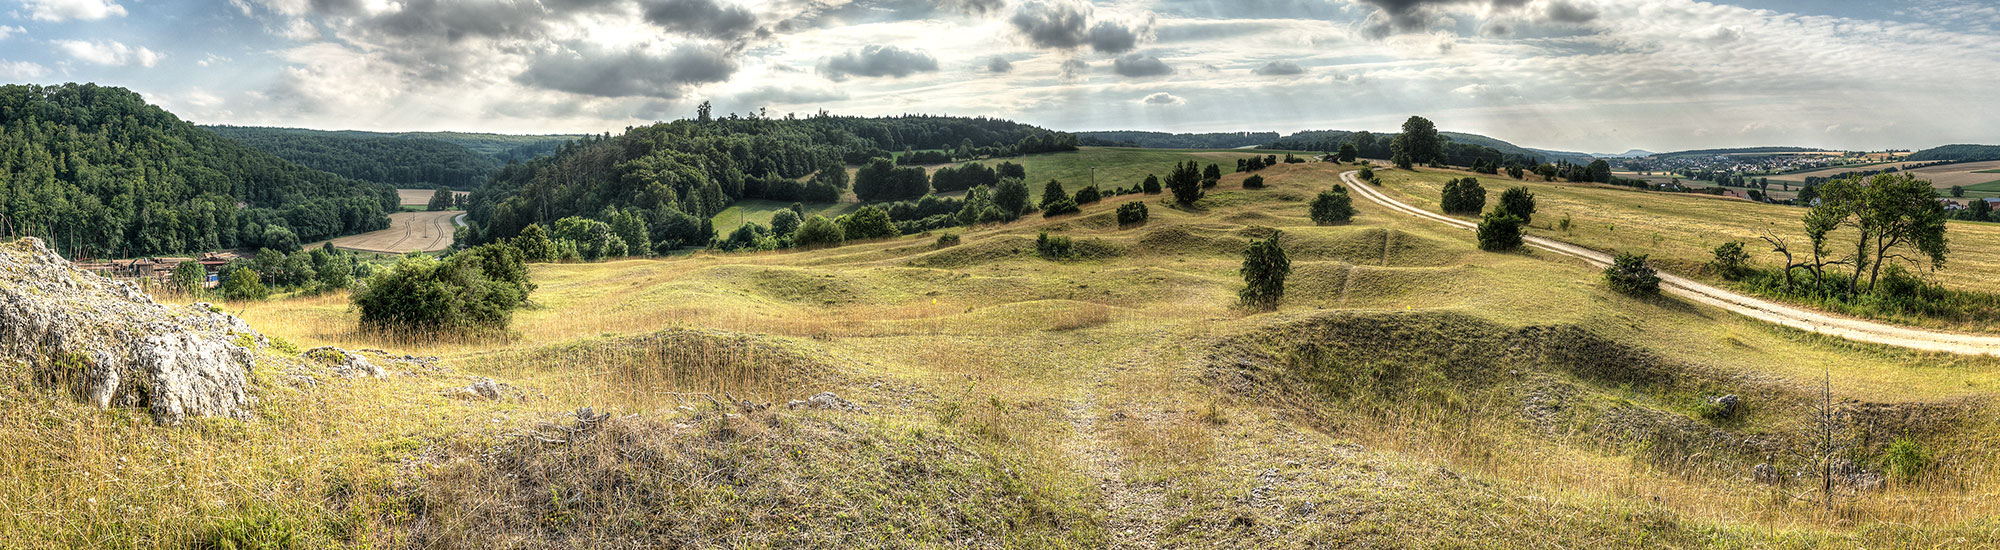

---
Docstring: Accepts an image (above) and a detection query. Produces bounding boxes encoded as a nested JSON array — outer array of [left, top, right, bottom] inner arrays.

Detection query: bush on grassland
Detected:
[[353, 243, 536, 333]]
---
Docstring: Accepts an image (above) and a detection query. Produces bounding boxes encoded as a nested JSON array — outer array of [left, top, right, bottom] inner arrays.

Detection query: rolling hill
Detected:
[[1908, 144, 2000, 162]]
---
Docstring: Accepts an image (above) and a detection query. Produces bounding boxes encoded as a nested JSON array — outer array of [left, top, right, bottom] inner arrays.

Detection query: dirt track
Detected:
[[1340, 170, 2000, 356], [317, 211, 464, 254]]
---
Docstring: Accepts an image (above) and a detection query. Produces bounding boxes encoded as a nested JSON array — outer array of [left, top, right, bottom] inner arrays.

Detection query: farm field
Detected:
[[1767, 160, 1931, 182], [306, 210, 463, 254], [1907, 160, 2000, 189], [395, 188, 470, 207]]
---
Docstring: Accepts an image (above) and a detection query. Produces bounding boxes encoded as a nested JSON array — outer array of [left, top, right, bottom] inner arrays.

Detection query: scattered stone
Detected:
[[0, 238, 257, 424], [1709, 394, 1741, 418], [787, 391, 863, 412], [449, 378, 512, 401], [303, 347, 388, 378]]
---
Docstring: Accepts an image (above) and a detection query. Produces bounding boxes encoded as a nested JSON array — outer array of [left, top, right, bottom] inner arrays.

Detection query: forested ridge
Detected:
[[0, 83, 396, 258], [206, 126, 583, 189], [464, 110, 1077, 251], [1908, 144, 2000, 162], [1266, 129, 1578, 166]]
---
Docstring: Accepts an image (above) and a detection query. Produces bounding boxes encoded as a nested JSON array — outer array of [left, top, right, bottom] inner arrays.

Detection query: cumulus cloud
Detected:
[[515, 43, 736, 99], [0, 60, 49, 80], [1112, 53, 1172, 77], [641, 0, 760, 40], [986, 56, 1014, 73], [1140, 92, 1183, 106], [819, 45, 939, 80], [1010, 0, 1090, 49], [0, 25, 23, 40], [1086, 21, 1139, 53], [1353, 0, 1603, 37], [54, 40, 163, 67], [1545, 0, 1598, 24], [19, 0, 125, 21], [1253, 60, 1305, 75]]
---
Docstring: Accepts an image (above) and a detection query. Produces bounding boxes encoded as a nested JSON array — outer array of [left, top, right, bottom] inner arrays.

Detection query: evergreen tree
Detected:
[[1310, 186, 1355, 225], [1238, 231, 1290, 310], [1167, 160, 1204, 206], [1498, 186, 1536, 224]]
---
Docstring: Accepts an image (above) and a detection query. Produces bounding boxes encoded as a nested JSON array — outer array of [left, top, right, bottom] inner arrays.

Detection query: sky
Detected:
[[2, 0, 1998, 154]]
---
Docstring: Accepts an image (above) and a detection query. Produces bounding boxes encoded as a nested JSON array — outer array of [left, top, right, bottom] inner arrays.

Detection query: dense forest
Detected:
[[1908, 144, 2000, 162], [463, 110, 1077, 252], [1076, 131, 1279, 149], [0, 84, 396, 259], [1266, 129, 1552, 167], [207, 126, 581, 189]]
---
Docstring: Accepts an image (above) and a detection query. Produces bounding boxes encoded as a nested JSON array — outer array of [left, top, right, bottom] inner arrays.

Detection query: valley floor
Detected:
[[9, 160, 2000, 548]]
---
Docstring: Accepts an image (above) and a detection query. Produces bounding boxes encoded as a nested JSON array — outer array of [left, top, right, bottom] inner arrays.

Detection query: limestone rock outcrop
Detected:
[[0, 238, 259, 424]]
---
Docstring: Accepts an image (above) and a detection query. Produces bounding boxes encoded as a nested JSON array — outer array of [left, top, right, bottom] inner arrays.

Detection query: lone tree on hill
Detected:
[[1391, 115, 1443, 167], [1498, 186, 1536, 224], [1167, 160, 1205, 206], [1310, 186, 1355, 225], [1203, 164, 1223, 188], [1239, 231, 1290, 310], [1338, 143, 1358, 163]]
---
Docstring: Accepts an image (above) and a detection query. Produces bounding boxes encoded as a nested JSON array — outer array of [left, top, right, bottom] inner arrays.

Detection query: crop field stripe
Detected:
[[1341, 170, 2000, 356]]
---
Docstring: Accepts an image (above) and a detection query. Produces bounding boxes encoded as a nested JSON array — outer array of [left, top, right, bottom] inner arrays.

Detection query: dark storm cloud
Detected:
[[987, 56, 1015, 73], [1253, 60, 1305, 75], [1010, 0, 1089, 49], [1086, 21, 1138, 53], [819, 45, 939, 80], [641, 0, 760, 40], [1111, 53, 1171, 77], [515, 43, 737, 99]]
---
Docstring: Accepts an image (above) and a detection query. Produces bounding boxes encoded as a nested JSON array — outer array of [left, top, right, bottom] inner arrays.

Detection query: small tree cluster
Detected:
[[1441, 177, 1487, 215], [1073, 185, 1102, 205], [793, 215, 845, 248], [1238, 231, 1290, 310], [1141, 174, 1162, 194], [1116, 202, 1149, 227], [1604, 252, 1662, 296], [1243, 174, 1266, 189], [427, 187, 456, 211], [1202, 164, 1222, 188], [1310, 186, 1355, 225], [1041, 179, 1080, 217]]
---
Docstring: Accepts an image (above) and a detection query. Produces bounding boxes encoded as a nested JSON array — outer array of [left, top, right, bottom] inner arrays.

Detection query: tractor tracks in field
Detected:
[[1339, 169, 2000, 356]]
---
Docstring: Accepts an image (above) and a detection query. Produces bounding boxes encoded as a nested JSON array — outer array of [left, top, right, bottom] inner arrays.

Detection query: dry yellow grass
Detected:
[[13, 153, 2000, 548]]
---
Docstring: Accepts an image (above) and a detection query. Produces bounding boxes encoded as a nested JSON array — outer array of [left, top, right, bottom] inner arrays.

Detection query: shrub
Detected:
[[196, 508, 298, 550], [1310, 186, 1355, 225], [1476, 209, 1524, 251], [1238, 231, 1290, 310], [935, 233, 961, 248], [1142, 174, 1162, 194], [840, 206, 900, 240], [994, 178, 1032, 217], [1073, 185, 1102, 205], [1881, 436, 1930, 482], [1243, 174, 1265, 189], [1036, 232, 1073, 260], [1711, 241, 1751, 280], [1498, 186, 1536, 224], [171, 260, 207, 296], [770, 209, 802, 237], [1604, 252, 1662, 296], [793, 215, 845, 248], [1040, 179, 1068, 211], [1116, 202, 1149, 227], [1041, 196, 1078, 217], [1202, 164, 1221, 188], [352, 243, 535, 333], [1357, 166, 1376, 183], [220, 267, 269, 301], [1441, 178, 1487, 215]]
